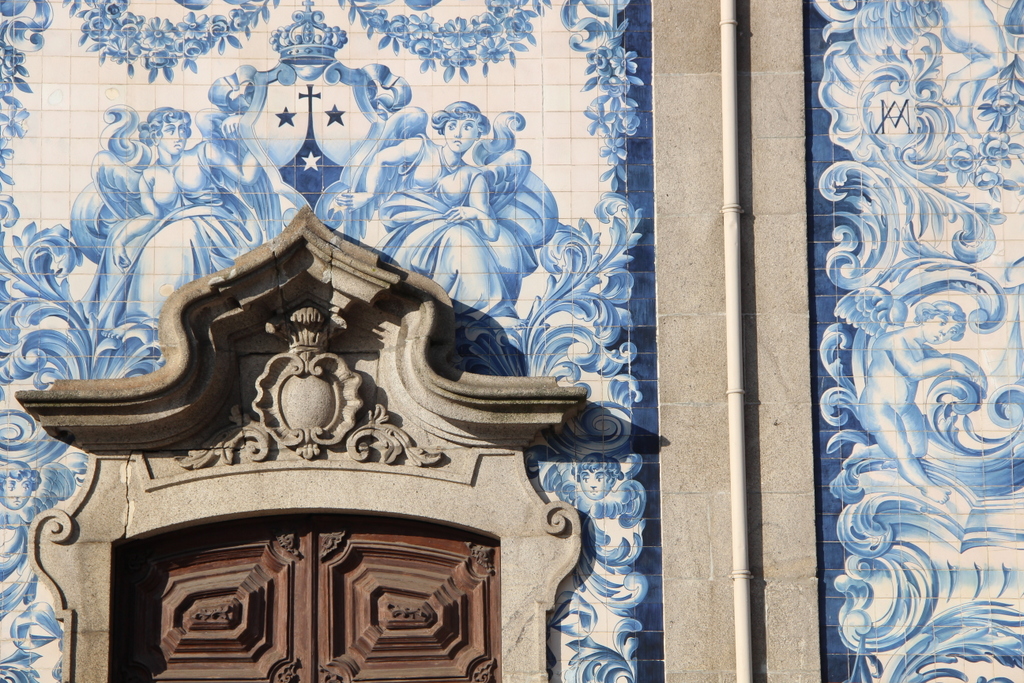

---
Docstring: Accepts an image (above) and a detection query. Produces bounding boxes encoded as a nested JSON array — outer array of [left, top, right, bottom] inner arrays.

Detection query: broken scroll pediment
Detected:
[[17, 208, 586, 484]]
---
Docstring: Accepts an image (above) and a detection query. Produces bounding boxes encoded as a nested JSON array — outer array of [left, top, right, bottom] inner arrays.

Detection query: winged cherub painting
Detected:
[[836, 288, 988, 503]]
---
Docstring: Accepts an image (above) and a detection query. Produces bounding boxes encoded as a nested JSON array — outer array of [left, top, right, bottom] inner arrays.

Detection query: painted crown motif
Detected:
[[271, 0, 348, 67]]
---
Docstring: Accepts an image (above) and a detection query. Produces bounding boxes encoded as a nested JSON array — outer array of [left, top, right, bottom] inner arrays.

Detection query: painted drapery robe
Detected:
[[71, 106, 286, 324], [319, 105, 559, 317]]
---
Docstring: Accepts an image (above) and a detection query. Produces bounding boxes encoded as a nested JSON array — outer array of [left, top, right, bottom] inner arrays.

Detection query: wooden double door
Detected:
[[113, 515, 500, 683]]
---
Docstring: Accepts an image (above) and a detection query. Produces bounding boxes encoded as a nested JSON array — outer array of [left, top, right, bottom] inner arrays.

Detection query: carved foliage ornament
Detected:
[[275, 531, 303, 560], [319, 666, 345, 683], [471, 658, 496, 683], [175, 405, 270, 469], [345, 404, 443, 466], [272, 659, 302, 683], [187, 600, 241, 629], [178, 305, 442, 470], [467, 543, 496, 577], [319, 531, 348, 560]]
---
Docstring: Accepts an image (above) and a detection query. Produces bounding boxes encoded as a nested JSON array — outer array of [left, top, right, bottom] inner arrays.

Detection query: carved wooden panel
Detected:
[[113, 516, 499, 683], [318, 517, 500, 683], [113, 520, 308, 683]]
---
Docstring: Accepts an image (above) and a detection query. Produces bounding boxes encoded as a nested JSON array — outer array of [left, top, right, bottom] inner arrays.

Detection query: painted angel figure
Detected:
[[938, 0, 1022, 136], [319, 101, 559, 318], [71, 105, 280, 325], [836, 288, 988, 503]]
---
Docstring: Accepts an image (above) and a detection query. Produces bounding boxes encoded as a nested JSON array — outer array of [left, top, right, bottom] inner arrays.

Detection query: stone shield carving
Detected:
[[175, 301, 447, 470], [254, 306, 362, 460]]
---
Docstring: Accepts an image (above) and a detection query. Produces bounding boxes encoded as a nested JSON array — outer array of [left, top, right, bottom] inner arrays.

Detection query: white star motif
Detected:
[[301, 151, 321, 171]]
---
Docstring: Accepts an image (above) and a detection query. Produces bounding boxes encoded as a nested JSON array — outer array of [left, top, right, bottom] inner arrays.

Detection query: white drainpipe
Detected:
[[720, 0, 753, 681]]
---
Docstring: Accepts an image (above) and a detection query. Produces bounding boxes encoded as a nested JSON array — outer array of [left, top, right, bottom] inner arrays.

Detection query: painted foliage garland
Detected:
[[66, 0, 280, 82], [339, 0, 548, 82], [0, 0, 641, 196]]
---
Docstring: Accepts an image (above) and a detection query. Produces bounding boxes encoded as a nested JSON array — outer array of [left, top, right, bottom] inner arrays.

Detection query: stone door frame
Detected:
[[21, 210, 584, 683]]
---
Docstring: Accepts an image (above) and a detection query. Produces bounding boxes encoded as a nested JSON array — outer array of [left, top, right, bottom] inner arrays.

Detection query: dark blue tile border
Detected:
[[623, 0, 664, 676], [805, 2, 854, 680]]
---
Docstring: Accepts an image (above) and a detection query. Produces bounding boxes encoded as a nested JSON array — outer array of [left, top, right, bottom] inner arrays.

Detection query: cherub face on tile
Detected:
[[573, 454, 623, 502], [0, 462, 40, 511]]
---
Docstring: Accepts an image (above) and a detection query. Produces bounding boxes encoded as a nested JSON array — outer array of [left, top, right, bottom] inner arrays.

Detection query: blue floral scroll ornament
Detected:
[[562, 0, 640, 191], [812, 0, 1024, 680], [337, 0, 549, 82], [64, 0, 280, 82], [0, 0, 50, 187], [0, 2, 653, 681]]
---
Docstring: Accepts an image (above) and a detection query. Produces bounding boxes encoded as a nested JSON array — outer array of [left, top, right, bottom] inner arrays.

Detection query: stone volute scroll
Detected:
[[17, 208, 587, 683]]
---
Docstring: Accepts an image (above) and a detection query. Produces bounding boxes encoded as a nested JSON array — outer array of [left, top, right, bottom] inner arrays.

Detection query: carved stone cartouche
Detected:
[[181, 304, 367, 465], [255, 306, 360, 460], [180, 311, 444, 468]]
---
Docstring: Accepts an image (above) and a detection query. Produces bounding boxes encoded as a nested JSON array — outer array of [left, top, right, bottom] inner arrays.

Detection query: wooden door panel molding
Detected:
[[21, 210, 582, 683]]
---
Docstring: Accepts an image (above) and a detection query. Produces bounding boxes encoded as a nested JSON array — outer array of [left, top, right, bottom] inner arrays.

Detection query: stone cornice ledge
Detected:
[[17, 207, 587, 454]]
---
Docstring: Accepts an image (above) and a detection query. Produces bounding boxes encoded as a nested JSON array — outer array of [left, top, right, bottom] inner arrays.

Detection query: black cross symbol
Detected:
[[299, 85, 321, 114]]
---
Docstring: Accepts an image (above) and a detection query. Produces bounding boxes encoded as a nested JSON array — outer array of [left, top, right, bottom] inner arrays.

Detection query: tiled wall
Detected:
[[0, 0, 659, 680], [810, 1, 1024, 681]]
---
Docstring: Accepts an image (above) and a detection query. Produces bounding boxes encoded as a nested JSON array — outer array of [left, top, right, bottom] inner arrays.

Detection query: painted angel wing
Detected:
[[71, 106, 148, 263], [315, 107, 430, 238], [195, 110, 280, 236], [473, 111, 560, 248], [834, 286, 909, 337], [31, 451, 85, 514], [611, 479, 646, 529], [482, 149, 559, 249], [1009, 0, 1024, 36], [70, 156, 145, 264], [33, 460, 80, 512]]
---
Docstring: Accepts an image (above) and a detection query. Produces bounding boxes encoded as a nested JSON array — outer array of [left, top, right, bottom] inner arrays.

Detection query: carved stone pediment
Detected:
[[16, 209, 585, 683], [18, 207, 585, 484]]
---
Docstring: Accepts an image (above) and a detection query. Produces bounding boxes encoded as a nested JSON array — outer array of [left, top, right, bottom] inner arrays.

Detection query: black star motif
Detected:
[[325, 105, 346, 127], [276, 107, 296, 127]]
